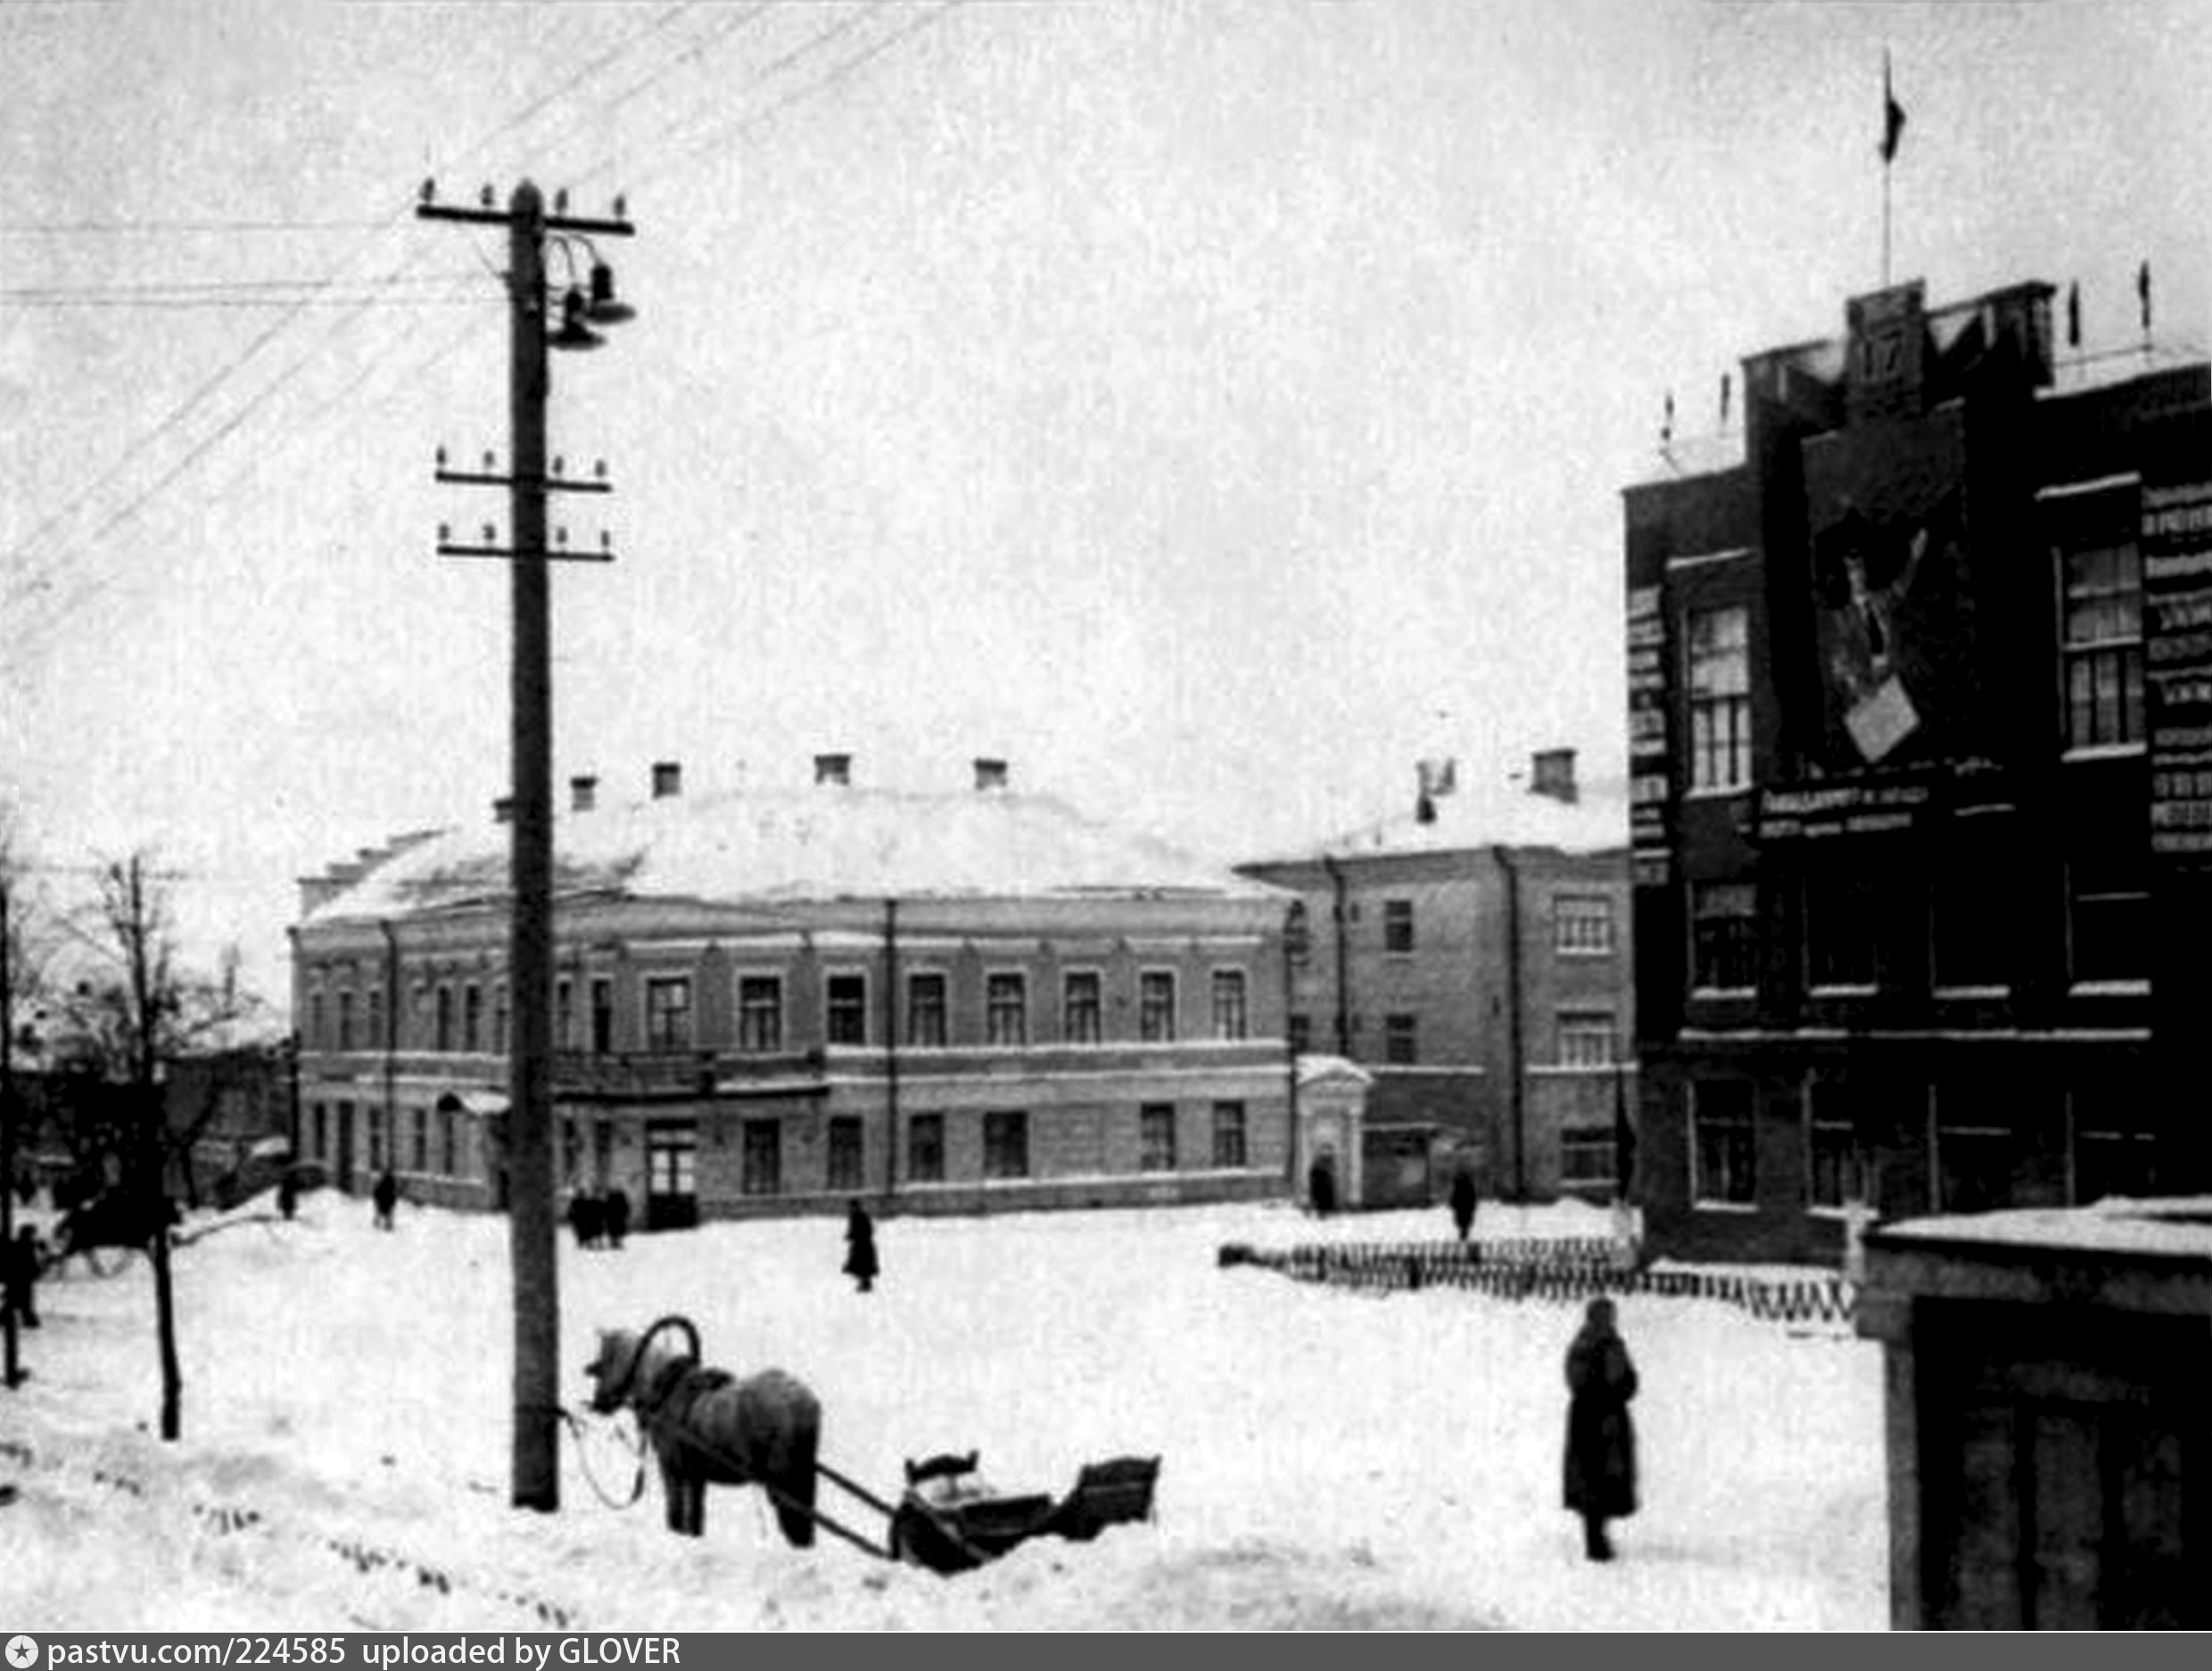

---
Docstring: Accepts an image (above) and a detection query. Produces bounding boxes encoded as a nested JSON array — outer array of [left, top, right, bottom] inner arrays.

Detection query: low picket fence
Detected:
[[1218, 1237, 1859, 1330]]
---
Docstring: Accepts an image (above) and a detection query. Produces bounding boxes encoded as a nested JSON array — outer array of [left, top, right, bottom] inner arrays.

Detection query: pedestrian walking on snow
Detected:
[[1449, 1170, 1478, 1243], [1563, 1296, 1638, 1561], [843, 1199, 879, 1293], [372, 1168, 399, 1231], [4, 1225, 42, 1329]]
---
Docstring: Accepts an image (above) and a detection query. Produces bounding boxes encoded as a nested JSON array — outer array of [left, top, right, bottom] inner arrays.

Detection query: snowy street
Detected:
[[0, 1193, 1886, 1631]]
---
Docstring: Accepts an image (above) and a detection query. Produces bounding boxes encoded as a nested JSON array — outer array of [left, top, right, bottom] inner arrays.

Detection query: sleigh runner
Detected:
[[582, 1316, 1160, 1576]]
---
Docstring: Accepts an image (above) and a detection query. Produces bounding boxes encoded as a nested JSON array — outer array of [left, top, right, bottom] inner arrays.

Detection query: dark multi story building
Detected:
[[1239, 749, 1634, 1207], [291, 755, 1295, 1226], [1625, 274, 2212, 1263]]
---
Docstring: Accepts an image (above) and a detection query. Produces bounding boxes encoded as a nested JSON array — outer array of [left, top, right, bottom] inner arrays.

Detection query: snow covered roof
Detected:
[[2040, 342, 2208, 400], [302, 785, 1283, 926], [1872, 1196, 2212, 1263], [1251, 771, 1630, 866]]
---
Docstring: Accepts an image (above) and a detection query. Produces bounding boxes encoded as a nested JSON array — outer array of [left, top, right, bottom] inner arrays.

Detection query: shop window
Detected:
[[1560, 1126, 1617, 1188], [2068, 846, 2150, 985], [1932, 820, 2012, 990], [2070, 1084, 2158, 1204]]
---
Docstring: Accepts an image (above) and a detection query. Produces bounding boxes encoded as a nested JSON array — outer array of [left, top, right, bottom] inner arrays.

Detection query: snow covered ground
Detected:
[[0, 1190, 1887, 1631]]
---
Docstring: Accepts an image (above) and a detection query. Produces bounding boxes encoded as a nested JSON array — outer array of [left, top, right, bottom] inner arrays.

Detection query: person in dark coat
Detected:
[[603, 1185, 631, 1250], [842, 1199, 879, 1293], [372, 1168, 399, 1231], [1307, 1158, 1336, 1218], [3, 1226, 41, 1329], [1563, 1296, 1638, 1561], [566, 1189, 603, 1250], [1449, 1170, 1478, 1243], [276, 1169, 299, 1222]]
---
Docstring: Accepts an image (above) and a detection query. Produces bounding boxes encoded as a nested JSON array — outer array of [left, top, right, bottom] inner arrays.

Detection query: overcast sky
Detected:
[[4, 0, 2208, 1006]]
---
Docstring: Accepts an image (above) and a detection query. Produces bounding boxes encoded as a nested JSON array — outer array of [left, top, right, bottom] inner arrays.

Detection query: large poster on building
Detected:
[[1800, 407, 1980, 772], [2143, 478, 2212, 864]]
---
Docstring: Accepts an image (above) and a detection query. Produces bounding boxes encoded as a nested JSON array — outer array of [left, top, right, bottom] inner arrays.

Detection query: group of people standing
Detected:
[[565, 1184, 632, 1250]]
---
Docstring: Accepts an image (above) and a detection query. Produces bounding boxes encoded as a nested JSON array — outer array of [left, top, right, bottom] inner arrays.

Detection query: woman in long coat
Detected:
[[1562, 1296, 1638, 1561], [843, 1199, 879, 1293]]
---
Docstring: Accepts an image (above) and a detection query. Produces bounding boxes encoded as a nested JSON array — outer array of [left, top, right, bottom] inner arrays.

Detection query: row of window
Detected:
[[1688, 839, 2150, 995], [1285, 1008, 1620, 1067], [1687, 1080, 2159, 1214], [307, 964, 1256, 1055], [1285, 893, 1617, 959], [1681, 490, 2150, 794]]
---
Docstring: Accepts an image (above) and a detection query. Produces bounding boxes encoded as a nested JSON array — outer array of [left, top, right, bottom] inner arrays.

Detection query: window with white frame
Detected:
[[1556, 1008, 1615, 1068], [825, 973, 867, 1046], [1804, 1081, 1874, 1210], [906, 972, 947, 1048], [2068, 844, 2150, 984], [2054, 484, 2144, 751], [1138, 970, 1176, 1041], [1382, 899, 1415, 953], [1554, 893, 1614, 956], [1061, 970, 1102, 1044], [1210, 969, 1248, 1040], [1689, 1079, 1756, 1206], [1690, 880, 1758, 992], [738, 975, 782, 1053], [644, 976, 692, 1051], [1686, 603, 1751, 792], [1139, 1103, 1176, 1172], [986, 972, 1028, 1047]]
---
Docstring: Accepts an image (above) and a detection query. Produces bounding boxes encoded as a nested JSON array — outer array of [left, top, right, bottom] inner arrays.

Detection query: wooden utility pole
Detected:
[[2, 877, 19, 1388], [418, 178, 631, 1512]]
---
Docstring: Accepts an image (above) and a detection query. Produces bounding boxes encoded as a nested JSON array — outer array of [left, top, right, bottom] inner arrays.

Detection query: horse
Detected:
[[582, 1317, 821, 1545]]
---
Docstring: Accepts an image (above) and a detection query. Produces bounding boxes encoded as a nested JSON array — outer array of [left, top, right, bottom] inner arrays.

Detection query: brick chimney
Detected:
[[813, 753, 853, 786], [1530, 747, 1579, 804], [973, 757, 1009, 792], [651, 761, 681, 799], [570, 775, 598, 813]]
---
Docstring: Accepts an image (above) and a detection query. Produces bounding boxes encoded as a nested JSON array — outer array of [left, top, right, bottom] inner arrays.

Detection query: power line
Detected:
[[0, 6, 707, 649], [0, 217, 394, 235]]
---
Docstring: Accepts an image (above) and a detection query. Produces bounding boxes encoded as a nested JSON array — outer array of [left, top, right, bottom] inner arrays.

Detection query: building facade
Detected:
[[1625, 276, 2212, 1264], [1239, 750, 1635, 1206], [291, 758, 1296, 1226]]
